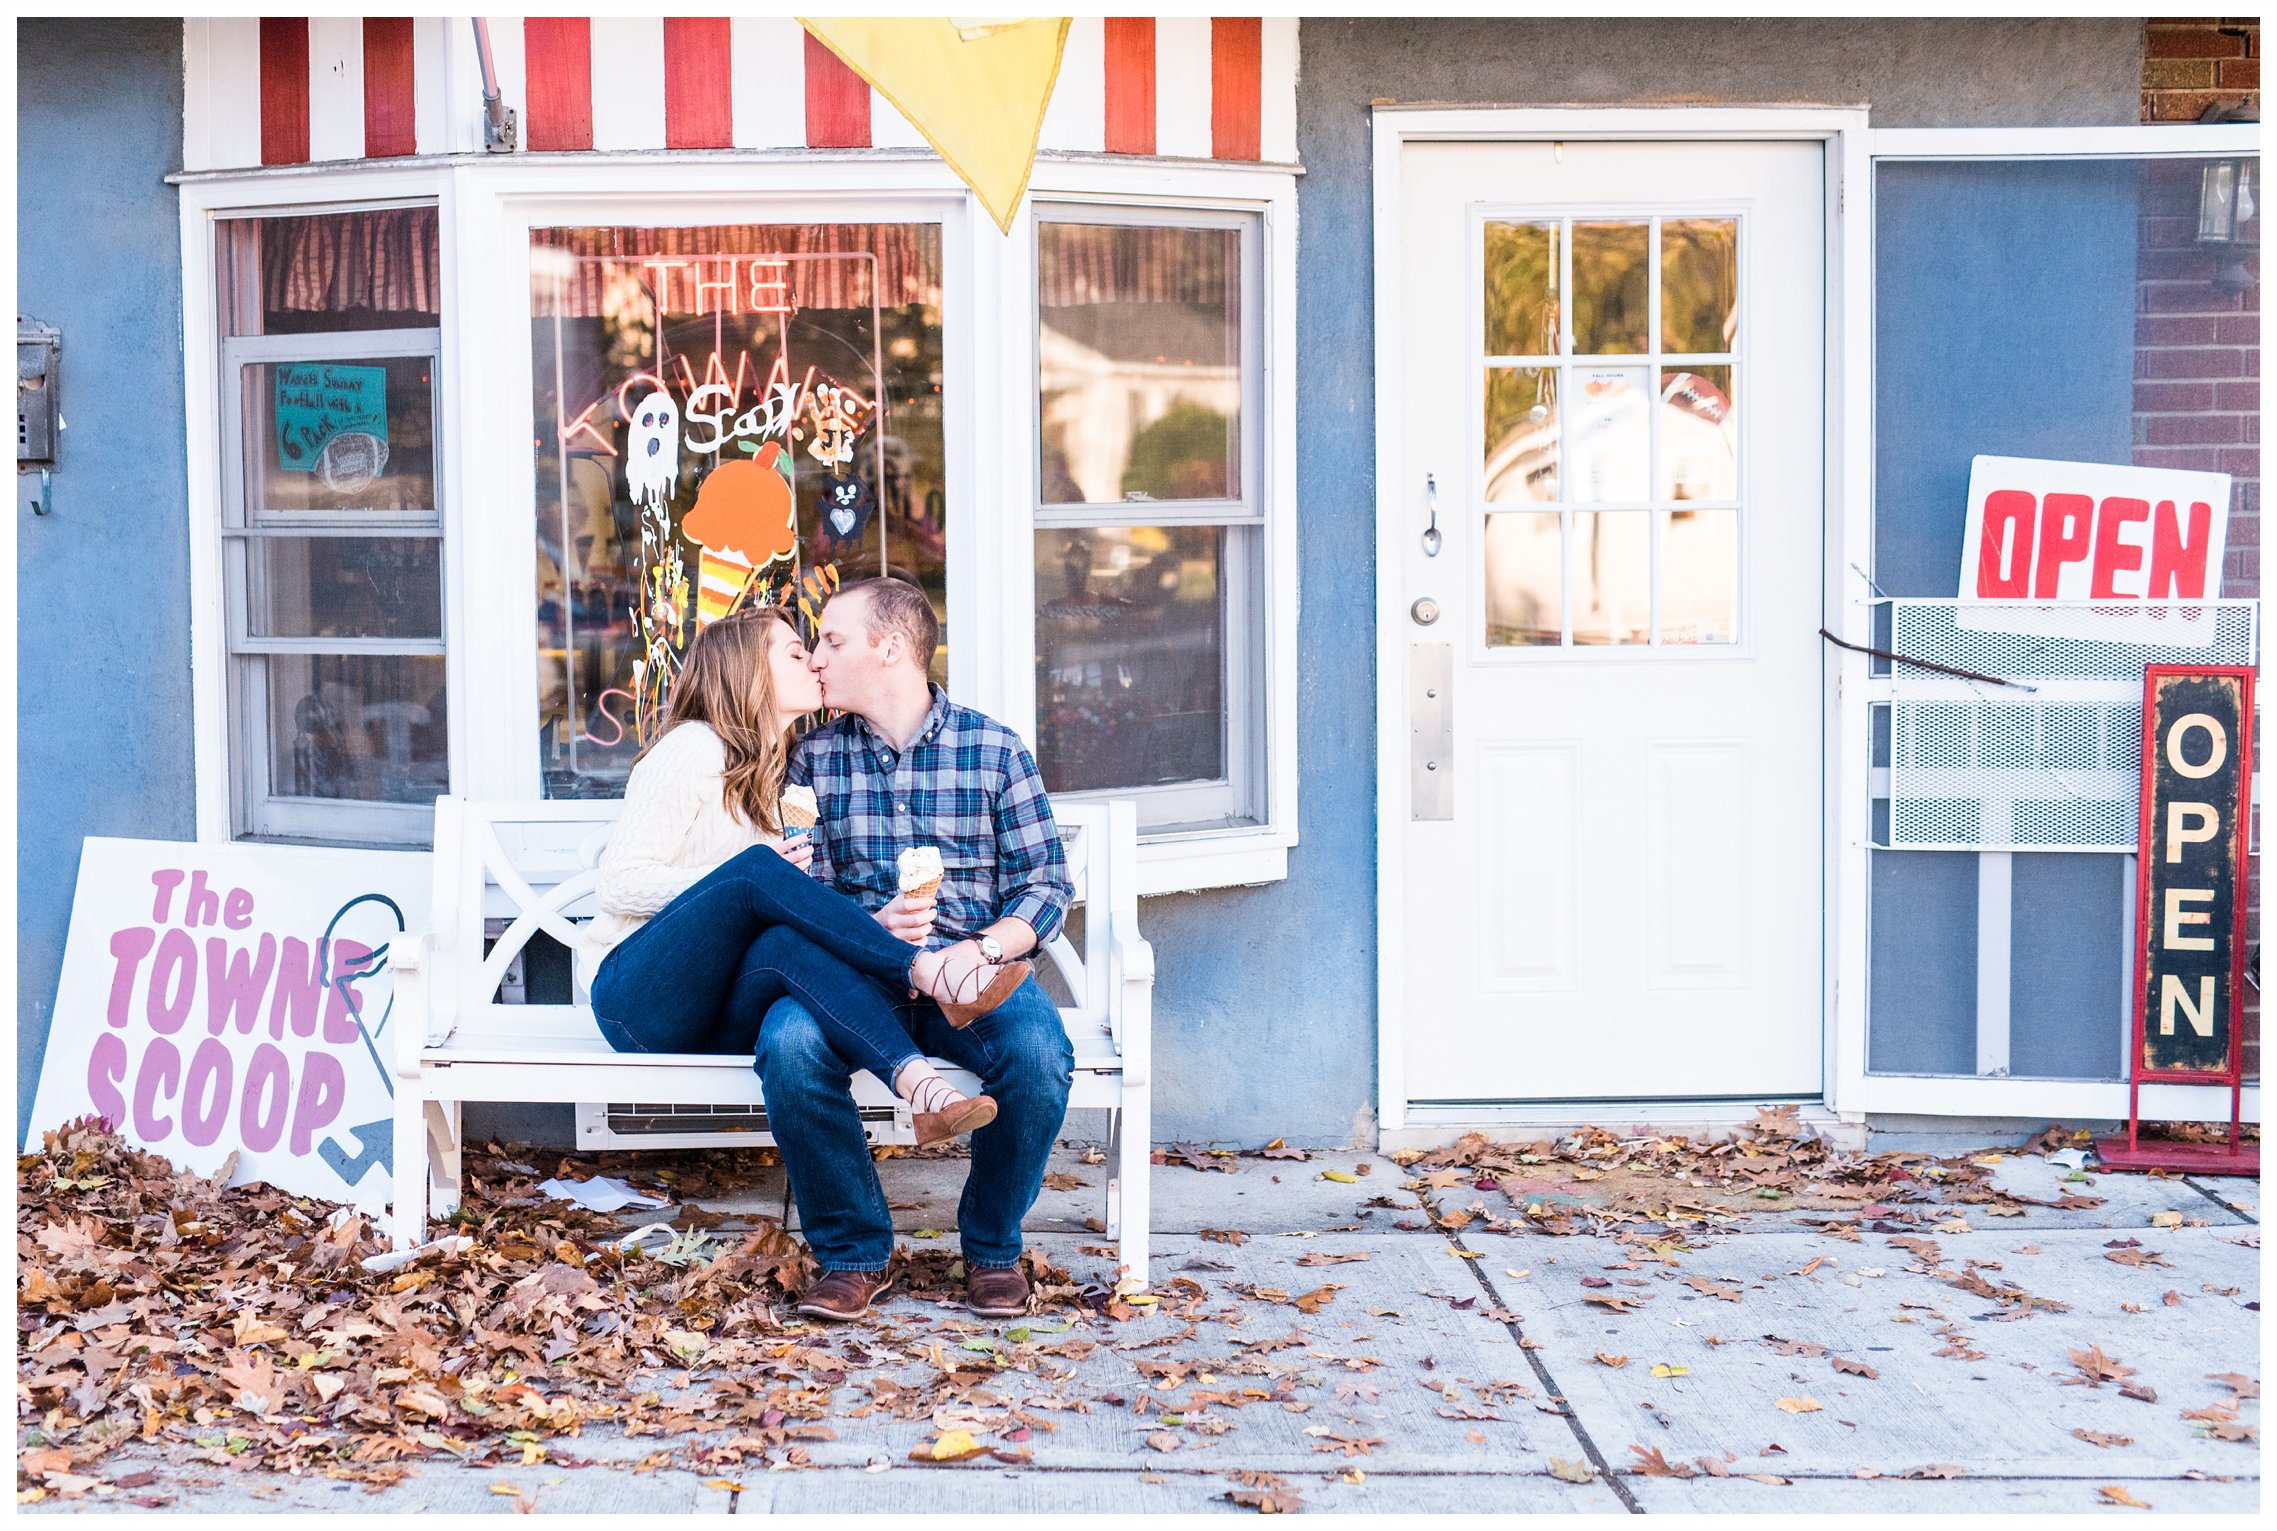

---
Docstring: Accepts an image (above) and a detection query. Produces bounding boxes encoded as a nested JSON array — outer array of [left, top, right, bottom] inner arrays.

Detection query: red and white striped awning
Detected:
[[183, 17, 1297, 172]]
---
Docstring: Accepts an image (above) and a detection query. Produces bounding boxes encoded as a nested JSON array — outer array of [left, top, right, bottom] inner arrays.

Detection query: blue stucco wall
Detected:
[[16, 19, 195, 1132]]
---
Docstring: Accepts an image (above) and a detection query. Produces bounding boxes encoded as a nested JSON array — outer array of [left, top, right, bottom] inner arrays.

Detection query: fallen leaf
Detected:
[[2072, 1429, 2133, 1449], [1584, 1293, 1646, 1313], [1295, 1251, 1372, 1267], [1774, 1397, 1823, 1414], [1145, 1431, 1182, 1453], [1319, 1171, 1359, 1184], [1041, 1172, 1085, 1192], [2067, 1345, 2135, 1386], [1682, 1275, 1744, 1302], [911, 1430, 990, 1463], [1831, 1357, 1879, 1379], [1290, 1284, 1344, 1314], [2105, 1247, 2172, 1269], [2097, 1485, 2153, 1509], [1594, 1353, 1631, 1369], [1741, 1474, 1791, 1486], [2206, 1373, 2259, 1400], [1549, 1457, 1595, 1483], [1902, 1463, 1966, 1479], [1650, 1364, 1690, 1379], [1199, 1228, 1249, 1246], [2150, 1211, 2183, 1229], [1627, 1444, 1695, 1478]]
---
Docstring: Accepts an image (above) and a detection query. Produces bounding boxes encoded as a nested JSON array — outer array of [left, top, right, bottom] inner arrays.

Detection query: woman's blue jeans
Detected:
[[588, 844, 926, 1086]]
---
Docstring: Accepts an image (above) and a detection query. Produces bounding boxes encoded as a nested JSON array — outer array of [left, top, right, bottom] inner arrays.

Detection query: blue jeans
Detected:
[[589, 845, 926, 1086], [753, 976, 1073, 1274]]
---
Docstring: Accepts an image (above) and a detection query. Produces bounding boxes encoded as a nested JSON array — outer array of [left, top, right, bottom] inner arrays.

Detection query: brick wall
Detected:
[[2135, 18, 2259, 1081]]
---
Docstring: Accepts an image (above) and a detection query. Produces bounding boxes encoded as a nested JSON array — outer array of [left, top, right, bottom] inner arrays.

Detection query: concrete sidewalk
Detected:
[[29, 1143, 2260, 1515]]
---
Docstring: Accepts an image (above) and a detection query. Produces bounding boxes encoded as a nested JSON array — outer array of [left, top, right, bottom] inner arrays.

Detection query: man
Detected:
[[746, 576, 1075, 1322]]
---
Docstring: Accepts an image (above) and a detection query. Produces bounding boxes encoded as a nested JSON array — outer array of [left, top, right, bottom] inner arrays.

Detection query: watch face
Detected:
[[980, 936, 1003, 961]]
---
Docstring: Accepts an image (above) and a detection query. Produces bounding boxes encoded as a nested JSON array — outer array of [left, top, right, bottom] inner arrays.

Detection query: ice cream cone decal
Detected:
[[682, 442, 799, 626]]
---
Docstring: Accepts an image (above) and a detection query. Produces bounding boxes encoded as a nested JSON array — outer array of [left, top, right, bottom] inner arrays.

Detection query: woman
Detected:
[[581, 605, 1027, 1144]]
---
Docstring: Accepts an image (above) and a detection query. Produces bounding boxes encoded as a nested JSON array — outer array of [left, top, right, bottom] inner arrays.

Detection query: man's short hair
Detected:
[[836, 576, 939, 672]]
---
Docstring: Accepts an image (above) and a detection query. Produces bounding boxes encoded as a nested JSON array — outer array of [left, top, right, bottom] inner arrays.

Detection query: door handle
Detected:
[[1422, 474, 1442, 557]]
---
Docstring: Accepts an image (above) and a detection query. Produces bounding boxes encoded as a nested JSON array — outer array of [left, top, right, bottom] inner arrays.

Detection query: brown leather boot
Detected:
[[965, 1263, 1031, 1319], [796, 1268, 891, 1322]]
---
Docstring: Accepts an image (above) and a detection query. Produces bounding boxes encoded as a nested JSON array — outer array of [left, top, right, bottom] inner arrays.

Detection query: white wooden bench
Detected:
[[390, 796, 1155, 1285]]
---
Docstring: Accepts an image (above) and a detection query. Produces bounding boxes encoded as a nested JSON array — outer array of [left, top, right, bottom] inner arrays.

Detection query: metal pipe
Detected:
[[472, 19, 517, 152]]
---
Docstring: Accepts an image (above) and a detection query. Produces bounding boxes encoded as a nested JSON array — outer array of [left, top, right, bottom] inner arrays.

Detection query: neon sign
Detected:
[[639, 257, 794, 317]]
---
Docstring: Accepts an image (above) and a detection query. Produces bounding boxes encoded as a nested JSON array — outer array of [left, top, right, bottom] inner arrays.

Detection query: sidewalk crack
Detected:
[[1452, 1231, 1643, 1513], [2181, 1177, 2259, 1225]]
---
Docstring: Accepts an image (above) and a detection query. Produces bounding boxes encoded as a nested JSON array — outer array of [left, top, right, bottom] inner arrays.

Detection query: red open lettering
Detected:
[[1977, 489, 2036, 597], [2031, 492, 2094, 598], [2149, 500, 2214, 598]]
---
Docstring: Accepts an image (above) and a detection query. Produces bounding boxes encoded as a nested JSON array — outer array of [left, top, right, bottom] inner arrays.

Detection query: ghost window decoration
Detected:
[[626, 390, 681, 510]]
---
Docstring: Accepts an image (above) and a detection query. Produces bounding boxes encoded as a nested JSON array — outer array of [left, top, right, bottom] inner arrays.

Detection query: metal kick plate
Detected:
[[1410, 641, 1452, 820]]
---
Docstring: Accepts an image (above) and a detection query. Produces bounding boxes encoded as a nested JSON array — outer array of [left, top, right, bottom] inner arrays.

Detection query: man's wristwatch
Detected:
[[976, 934, 1005, 962]]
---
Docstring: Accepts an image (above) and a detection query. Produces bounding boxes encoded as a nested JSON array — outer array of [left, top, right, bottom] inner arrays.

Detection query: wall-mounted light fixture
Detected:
[[2195, 101, 2259, 296]]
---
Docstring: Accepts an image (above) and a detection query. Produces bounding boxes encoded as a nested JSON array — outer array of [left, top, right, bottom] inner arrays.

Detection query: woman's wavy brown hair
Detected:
[[638, 605, 794, 832]]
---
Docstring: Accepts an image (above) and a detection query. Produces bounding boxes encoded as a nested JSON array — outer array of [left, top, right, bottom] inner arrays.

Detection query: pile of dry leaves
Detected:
[[1395, 1107, 2113, 1242], [15, 1116, 1111, 1502]]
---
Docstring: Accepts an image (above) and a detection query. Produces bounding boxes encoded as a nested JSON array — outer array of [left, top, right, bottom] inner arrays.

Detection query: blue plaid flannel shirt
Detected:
[[785, 686, 1073, 947]]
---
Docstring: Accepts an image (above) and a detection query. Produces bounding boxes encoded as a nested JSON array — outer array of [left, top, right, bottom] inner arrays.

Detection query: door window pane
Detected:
[[1039, 223, 1240, 504], [1659, 366, 1737, 502], [1484, 367, 1559, 503], [527, 224, 946, 798], [1659, 508, 1739, 645], [1567, 367, 1651, 503], [1660, 218, 1738, 354], [1569, 511, 1652, 646], [238, 536, 443, 639], [1484, 512, 1563, 646], [264, 653, 448, 803], [1483, 220, 1560, 357], [1035, 525, 1228, 791], [1571, 222, 1650, 354]]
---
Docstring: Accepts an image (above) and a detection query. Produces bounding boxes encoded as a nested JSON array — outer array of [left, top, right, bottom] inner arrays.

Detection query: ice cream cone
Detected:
[[695, 547, 756, 627], [898, 846, 944, 902], [779, 784, 818, 841]]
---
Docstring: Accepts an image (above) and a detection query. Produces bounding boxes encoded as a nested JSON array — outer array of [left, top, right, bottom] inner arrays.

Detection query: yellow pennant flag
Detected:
[[799, 17, 1070, 233]]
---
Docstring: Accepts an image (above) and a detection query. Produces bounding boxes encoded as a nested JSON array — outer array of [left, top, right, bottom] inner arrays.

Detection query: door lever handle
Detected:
[[1422, 473, 1442, 557]]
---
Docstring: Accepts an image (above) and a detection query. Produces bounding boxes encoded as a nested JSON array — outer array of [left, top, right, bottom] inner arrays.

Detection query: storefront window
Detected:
[[1034, 212, 1264, 833], [1866, 152, 2260, 1083], [527, 225, 945, 798], [216, 207, 447, 845]]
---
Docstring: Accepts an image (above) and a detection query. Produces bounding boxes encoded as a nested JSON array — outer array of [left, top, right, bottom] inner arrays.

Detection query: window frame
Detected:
[[210, 208, 450, 847], [1031, 201, 1269, 836], [178, 152, 1301, 894]]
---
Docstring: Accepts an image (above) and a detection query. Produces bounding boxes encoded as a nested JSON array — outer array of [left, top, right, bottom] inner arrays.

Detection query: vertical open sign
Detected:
[[2131, 667, 2254, 1083]]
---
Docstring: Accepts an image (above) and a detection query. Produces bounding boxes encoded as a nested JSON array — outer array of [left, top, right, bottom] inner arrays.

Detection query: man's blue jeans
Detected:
[[753, 976, 1073, 1274]]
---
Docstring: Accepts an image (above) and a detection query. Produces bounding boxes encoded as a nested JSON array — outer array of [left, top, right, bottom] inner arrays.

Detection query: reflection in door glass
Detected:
[[1659, 366, 1737, 502], [1567, 368, 1650, 503], [1484, 511, 1562, 646], [1660, 219, 1738, 354], [1484, 367, 1558, 503], [1658, 508, 1739, 645], [1483, 220, 1561, 357], [1571, 222, 1650, 354], [1569, 511, 1651, 646]]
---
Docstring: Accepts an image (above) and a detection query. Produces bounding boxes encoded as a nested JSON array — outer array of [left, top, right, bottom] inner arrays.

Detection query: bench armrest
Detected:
[[1110, 931, 1154, 1089], [393, 929, 443, 1077]]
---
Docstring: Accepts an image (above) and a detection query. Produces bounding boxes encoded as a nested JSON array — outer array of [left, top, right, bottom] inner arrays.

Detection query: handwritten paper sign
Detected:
[[1957, 456, 2231, 645], [26, 838, 430, 1213], [275, 362, 389, 473]]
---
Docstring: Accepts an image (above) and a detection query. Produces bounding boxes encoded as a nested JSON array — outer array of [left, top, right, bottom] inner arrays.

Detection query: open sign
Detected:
[[1957, 456, 2231, 644]]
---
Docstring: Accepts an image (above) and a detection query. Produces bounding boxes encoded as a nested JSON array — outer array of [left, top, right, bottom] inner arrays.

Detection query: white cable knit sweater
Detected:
[[578, 721, 768, 992]]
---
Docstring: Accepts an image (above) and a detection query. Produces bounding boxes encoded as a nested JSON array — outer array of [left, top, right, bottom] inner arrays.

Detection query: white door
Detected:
[[1394, 139, 1826, 1103]]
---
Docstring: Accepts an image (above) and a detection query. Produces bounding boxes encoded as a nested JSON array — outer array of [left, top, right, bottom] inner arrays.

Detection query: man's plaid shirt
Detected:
[[785, 685, 1073, 946]]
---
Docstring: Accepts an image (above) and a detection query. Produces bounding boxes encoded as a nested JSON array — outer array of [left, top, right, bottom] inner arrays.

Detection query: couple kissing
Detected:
[[578, 576, 1075, 1324]]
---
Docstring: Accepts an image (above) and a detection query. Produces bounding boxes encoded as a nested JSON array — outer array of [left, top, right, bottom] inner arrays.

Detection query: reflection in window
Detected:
[[1035, 526, 1228, 791], [527, 224, 946, 799], [1572, 222, 1650, 354], [1034, 212, 1262, 833], [1477, 213, 1745, 651], [1484, 367, 1558, 503], [216, 206, 448, 843], [1484, 512, 1563, 646], [1039, 223, 1241, 504]]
